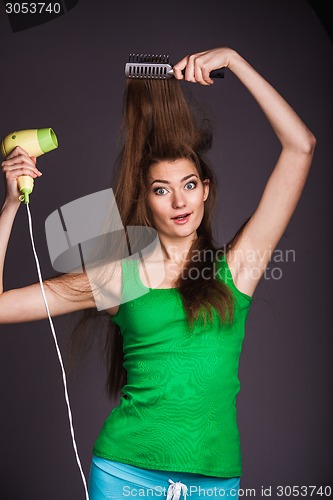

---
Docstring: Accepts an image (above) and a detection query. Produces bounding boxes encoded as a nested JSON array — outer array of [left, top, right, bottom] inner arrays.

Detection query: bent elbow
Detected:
[[303, 132, 317, 156], [285, 130, 317, 157]]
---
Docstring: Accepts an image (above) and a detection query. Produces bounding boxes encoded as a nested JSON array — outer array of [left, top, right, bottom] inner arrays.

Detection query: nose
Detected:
[[172, 190, 186, 209]]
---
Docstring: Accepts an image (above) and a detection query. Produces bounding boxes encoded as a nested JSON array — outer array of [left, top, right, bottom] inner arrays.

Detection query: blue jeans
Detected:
[[88, 455, 240, 500]]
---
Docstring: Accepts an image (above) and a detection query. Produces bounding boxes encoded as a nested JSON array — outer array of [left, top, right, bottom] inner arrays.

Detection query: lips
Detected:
[[171, 212, 191, 220], [170, 212, 192, 225]]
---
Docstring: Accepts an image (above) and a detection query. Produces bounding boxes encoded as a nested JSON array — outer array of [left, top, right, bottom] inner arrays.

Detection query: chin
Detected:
[[172, 223, 199, 238]]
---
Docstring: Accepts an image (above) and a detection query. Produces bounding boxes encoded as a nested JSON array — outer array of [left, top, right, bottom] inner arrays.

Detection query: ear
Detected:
[[203, 179, 210, 201]]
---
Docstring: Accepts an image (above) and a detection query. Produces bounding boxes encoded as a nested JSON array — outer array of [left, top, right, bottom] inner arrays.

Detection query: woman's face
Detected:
[[146, 158, 209, 240]]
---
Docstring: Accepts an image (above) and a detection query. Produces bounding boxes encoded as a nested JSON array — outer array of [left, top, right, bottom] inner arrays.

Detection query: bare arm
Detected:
[[0, 199, 20, 293], [173, 48, 316, 296], [0, 146, 96, 324], [0, 275, 96, 324]]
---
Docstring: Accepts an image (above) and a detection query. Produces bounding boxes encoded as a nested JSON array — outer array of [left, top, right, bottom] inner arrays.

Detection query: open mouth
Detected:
[[171, 212, 192, 223]]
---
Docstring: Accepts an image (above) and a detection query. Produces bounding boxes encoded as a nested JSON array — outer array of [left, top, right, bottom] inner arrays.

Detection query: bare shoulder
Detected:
[[84, 260, 122, 317]]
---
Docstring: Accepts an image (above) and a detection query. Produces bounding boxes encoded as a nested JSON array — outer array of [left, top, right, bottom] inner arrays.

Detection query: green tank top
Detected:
[[93, 253, 252, 477]]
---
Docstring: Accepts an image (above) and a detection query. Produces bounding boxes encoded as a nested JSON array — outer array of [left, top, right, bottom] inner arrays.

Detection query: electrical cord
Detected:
[[26, 202, 89, 500]]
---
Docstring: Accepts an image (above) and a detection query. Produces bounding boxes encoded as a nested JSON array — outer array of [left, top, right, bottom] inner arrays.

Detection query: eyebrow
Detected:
[[150, 174, 198, 186]]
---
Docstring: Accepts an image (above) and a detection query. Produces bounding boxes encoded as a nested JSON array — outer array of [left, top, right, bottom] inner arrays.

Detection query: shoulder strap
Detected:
[[120, 256, 149, 304], [214, 252, 252, 304]]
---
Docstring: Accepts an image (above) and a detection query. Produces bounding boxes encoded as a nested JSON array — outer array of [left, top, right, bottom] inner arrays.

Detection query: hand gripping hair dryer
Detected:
[[1, 128, 58, 203]]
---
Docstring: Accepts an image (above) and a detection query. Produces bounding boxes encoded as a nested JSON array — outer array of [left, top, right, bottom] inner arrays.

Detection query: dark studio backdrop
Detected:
[[0, 1, 332, 499]]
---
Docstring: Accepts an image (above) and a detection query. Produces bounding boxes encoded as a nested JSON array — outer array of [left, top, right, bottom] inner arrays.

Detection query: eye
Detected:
[[153, 187, 168, 196], [184, 181, 197, 190]]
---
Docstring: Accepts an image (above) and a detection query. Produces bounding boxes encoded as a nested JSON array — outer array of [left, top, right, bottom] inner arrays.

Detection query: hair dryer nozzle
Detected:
[[0, 128, 58, 158]]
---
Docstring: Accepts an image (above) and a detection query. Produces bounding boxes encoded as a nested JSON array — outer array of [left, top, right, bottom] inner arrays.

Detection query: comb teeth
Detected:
[[128, 53, 170, 64], [125, 62, 172, 79]]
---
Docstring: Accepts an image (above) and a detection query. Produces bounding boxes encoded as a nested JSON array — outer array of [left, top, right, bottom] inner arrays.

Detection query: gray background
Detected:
[[0, 1, 332, 499]]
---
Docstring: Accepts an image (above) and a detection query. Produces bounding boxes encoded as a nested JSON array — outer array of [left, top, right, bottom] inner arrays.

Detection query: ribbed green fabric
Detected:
[[93, 253, 252, 477]]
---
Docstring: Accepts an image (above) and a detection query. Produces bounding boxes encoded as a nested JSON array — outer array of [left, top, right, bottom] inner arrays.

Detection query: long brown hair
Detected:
[[69, 78, 249, 401]]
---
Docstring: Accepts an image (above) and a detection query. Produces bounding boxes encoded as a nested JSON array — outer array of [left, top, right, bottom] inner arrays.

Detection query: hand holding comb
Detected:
[[125, 54, 225, 80]]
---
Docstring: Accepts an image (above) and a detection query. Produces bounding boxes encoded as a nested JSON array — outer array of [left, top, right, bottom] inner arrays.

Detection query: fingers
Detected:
[[1, 152, 42, 178], [2, 165, 41, 178], [183, 54, 196, 83], [1, 147, 43, 203], [173, 51, 214, 85], [200, 61, 214, 85], [192, 58, 214, 86], [172, 55, 188, 79], [6, 145, 30, 160]]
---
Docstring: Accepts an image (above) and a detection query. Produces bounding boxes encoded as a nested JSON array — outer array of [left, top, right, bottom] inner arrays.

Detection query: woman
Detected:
[[0, 48, 316, 500]]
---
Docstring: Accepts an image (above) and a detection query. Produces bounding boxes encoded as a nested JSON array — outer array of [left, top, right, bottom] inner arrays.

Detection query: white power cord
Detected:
[[26, 203, 89, 500]]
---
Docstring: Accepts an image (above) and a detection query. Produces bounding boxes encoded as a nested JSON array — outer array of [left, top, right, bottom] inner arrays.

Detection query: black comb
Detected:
[[125, 53, 225, 80]]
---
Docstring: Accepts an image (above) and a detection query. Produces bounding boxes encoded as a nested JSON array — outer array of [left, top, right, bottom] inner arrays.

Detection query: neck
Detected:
[[157, 232, 198, 264]]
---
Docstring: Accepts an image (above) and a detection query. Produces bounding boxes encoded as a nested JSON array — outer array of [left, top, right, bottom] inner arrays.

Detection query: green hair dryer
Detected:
[[1, 128, 58, 203]]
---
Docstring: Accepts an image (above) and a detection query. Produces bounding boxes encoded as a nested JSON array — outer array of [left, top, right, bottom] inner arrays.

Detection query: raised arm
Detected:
[[173, 48, 316, 296], [0, 146, 96, 324]]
